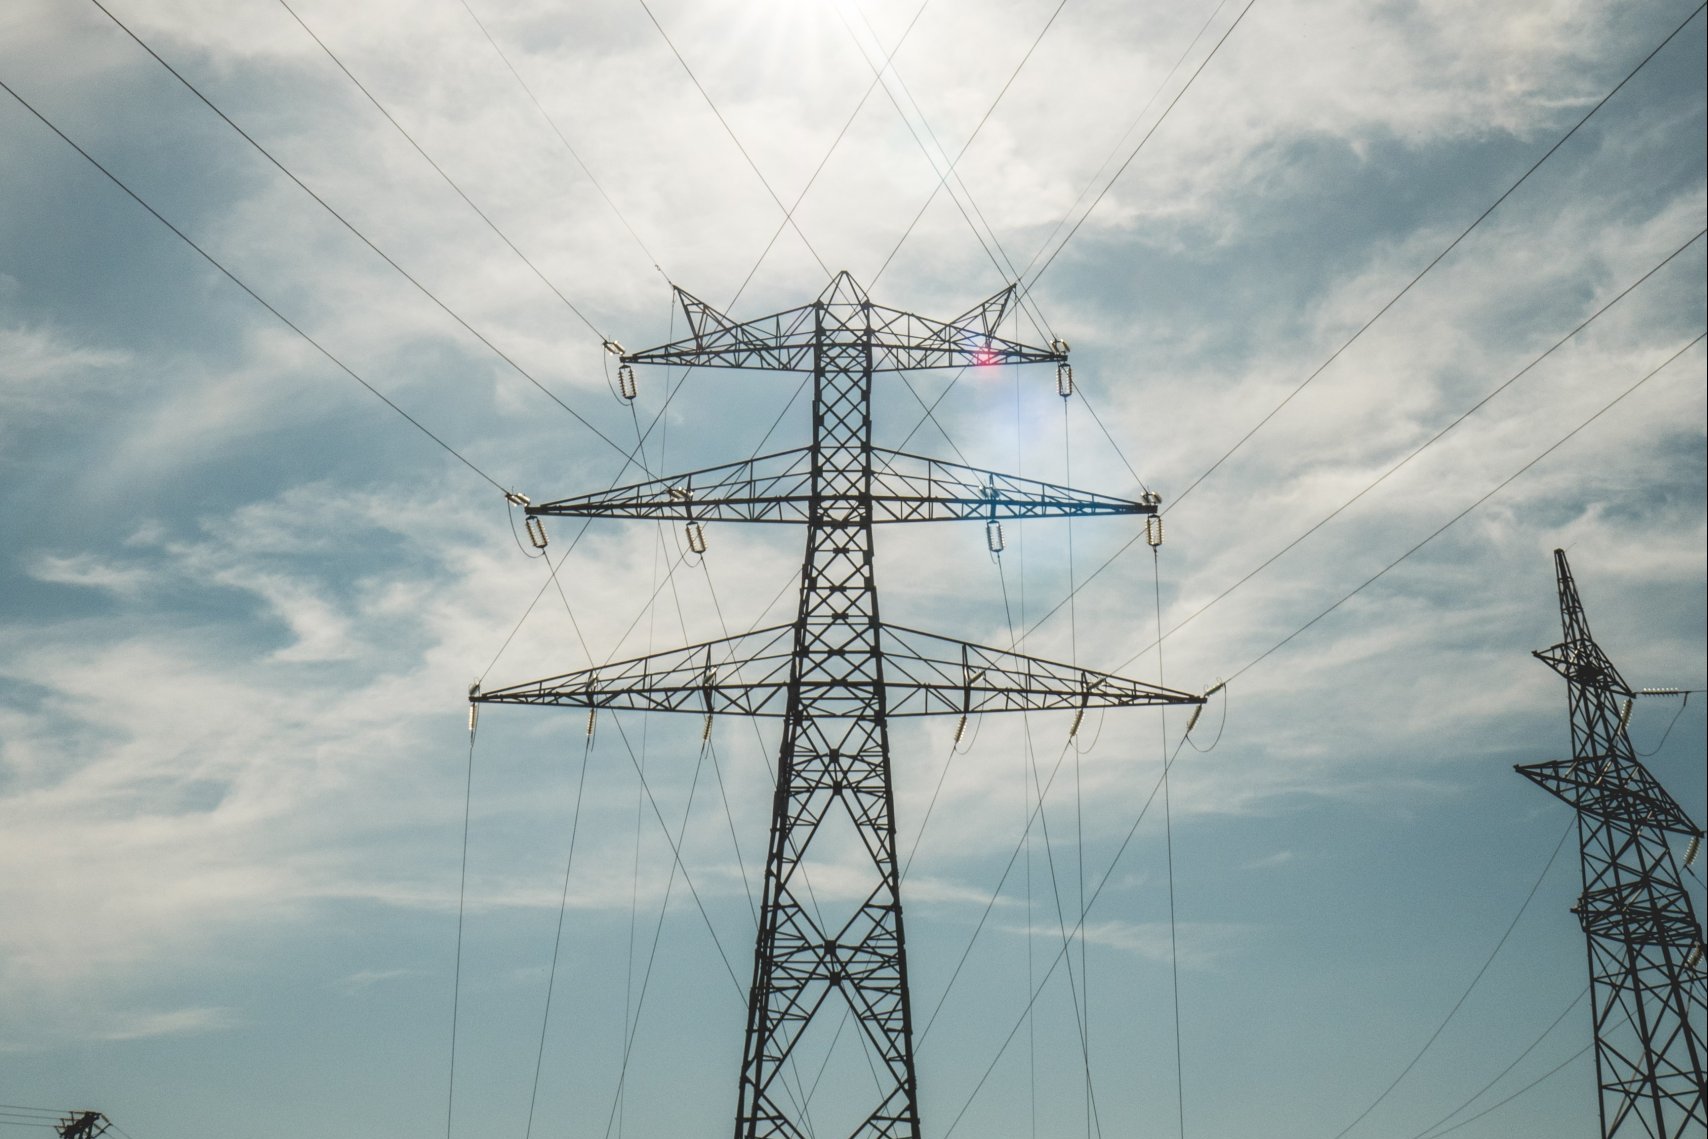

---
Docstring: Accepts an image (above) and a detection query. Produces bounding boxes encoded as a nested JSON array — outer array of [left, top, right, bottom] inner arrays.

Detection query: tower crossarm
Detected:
[[621, 278, 1065, 373], [473, 623, 1203, 719], [525, 446, 1155, 525], [1516, 756, 1699, 835], [471, 624, 798, 716], [877, 625, 1204, 715]]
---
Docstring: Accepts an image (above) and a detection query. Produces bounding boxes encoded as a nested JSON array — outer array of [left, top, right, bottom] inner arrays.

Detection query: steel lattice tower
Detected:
[[474, 273, 1203, 1136], [1518, 549, 1706, 1138]]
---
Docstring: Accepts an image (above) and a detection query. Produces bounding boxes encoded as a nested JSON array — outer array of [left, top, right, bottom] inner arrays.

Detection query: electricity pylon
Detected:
[[55, 1113, 108, 1139], [1518, 549, 1706, 1138], [475, 273, 1204, 1137]]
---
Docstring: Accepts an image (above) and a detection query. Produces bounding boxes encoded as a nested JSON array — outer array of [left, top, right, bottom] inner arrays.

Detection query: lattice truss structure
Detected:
[[474, 274, 1204, 1138], [1518, 550, 1707, 1138]]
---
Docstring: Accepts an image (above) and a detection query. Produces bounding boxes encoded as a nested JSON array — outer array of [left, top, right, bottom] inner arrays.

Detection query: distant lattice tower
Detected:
[[1518, 549, 1706, 1137], [475, 273, 1203, 1136], [55, 1113, 108, 1139]]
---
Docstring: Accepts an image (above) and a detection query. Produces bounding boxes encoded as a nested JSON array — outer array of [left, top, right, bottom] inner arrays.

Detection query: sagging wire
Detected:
[[1184, 682, 1230, 753], [522, 725, 595, 1139], [1635, 690, 1692, 758], [1153, 543, 1188, 1139], [445, 698, 479, 1139]]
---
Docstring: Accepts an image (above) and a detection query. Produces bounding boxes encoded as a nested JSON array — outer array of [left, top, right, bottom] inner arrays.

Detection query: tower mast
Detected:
[[1518, 549, 1706, 1137]]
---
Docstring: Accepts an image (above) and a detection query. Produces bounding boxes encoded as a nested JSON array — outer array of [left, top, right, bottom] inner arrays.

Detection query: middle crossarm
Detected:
[[526, 447, 1155, 524], [472, 623, 1203, 715]]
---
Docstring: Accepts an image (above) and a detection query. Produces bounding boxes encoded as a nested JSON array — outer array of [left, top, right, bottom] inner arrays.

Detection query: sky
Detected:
[[0, 0, 1704, 1137]]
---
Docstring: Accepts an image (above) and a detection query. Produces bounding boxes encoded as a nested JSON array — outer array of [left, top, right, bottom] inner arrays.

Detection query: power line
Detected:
[[1112, 229, 1706, 671], [85, 0, 638, 466], [632, 0, 830, 277], [869, 0, 1074, 291], [1168, 0, 1708, 511], [0, 74, 507, 496], [1224, 330, 1705, 687], [275, 0, 614, 339], [1404, 985, 1590, 1139], [1011, 229, 1705, 662], [1023, 0, 1261, 288], [725, 0, 938, 312], [1329, 818, 1576, 1138], [452, 0, 671, 283]]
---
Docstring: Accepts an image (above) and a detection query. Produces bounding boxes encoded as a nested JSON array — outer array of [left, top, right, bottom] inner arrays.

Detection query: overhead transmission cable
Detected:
[[275, 0, 633, 335], [1108, 228, 1707, 673], [633, 0, 830, 277], [1328, 817, 1577, 1138], [1011, 226, 1706, 662], [85, 0, 640, 468], [1022, 0, 1261, 289], [455, 0, 672, 283], [869, 0, 1074, 291], [1402, 985, 1590, 1139], [1167, 0, 1708, 512], [0, 76, 507, 496], [1223, 330, 1704, 687], [724, 0, 937, 312]]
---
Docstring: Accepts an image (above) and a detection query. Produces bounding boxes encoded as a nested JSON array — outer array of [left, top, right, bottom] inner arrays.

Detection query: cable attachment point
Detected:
[[602, 339, 625, 356], [1056, 362, 1073, 398], [617, 363, 638, 401], [1146, 515, 1164, 548], [505, 490, 531, 507], [686, 521, 708, 555], [986, 520, 1005, 555], [525, 515, 549, 550]]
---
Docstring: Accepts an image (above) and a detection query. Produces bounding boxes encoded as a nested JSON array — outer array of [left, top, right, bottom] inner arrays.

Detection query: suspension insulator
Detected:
[[1617, 697, 1634, 733], [525, 515, 549, 550], [468, 703, 479, 734], [953, 715, 968, 746], [1068, 706, 1086, 739], [1186, 704, 1203, 734], [1687, 943, 1705, 971], [1687, 834, 1702, 868], [1056, 362, 1073, 398], [1145, 514, 1163, 548], [702, 713, 714, 742], [586, 708, 597, 738], [686, 521, 708, 554], [617, 363, 638, 401], [986, 520, 1005, 554]]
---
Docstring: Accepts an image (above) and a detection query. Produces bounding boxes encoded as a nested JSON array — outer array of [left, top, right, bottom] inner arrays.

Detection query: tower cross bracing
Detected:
[[475, 273, 1204, 1137]]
